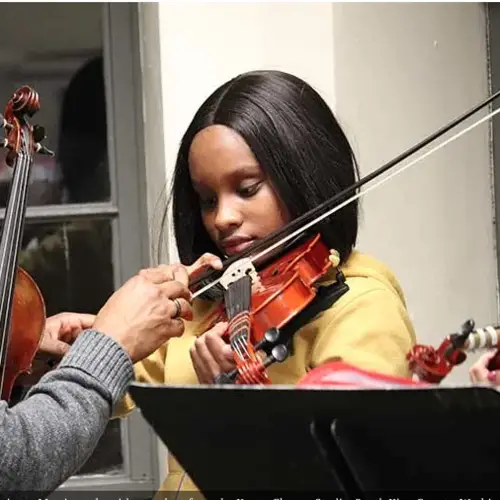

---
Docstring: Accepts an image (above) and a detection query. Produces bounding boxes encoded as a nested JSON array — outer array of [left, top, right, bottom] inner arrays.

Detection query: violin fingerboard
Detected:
[[224, 275, 252, 320]]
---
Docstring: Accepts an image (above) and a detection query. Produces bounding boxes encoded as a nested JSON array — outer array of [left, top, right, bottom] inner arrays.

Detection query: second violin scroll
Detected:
[[407, 319, 500, 383]]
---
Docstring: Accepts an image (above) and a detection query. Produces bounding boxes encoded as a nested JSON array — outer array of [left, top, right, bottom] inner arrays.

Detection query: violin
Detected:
[[187, 89, 500, 386], [0, 86, 53, 403], [211, 234, 347, 385], [407, 319, 500, 383]]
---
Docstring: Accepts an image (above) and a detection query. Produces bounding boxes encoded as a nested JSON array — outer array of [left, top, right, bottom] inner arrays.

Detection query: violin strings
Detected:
[[224, 275, 251, 318], [0, 133, 31, 394], [192, 106, 500, 300], [224, 276, 252, 361]]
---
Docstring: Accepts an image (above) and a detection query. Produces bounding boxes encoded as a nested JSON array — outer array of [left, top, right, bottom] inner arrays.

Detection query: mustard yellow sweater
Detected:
[[115, 250, 416, 494]]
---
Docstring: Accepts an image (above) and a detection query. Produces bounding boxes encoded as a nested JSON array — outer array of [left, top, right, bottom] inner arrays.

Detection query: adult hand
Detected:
[[40, 312, 96, 358], [93, 265, 193, 363]]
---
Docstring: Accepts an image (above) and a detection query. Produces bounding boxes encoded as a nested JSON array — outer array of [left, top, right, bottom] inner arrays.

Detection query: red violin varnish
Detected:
[[0, 86, 53, 403], [209, 234, 339, 385]]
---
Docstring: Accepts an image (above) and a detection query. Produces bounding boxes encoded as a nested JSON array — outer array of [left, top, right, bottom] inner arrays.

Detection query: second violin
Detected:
[[0, 86, 53, 403]]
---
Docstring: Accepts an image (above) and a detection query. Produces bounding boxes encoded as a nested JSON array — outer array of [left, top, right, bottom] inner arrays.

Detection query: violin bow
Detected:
[[190, 90, 500, 298]]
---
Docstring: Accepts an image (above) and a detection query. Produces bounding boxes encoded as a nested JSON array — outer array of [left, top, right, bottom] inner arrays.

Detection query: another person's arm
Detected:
[[0, 264, 192, 493], [0, 329, 132, 492]]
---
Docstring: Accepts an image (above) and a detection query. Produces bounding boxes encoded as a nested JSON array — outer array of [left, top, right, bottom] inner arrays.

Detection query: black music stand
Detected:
[[128, 382, 500, 498]]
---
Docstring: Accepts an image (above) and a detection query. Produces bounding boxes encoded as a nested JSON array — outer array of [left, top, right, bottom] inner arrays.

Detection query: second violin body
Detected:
[[2, 267, 46, 401]]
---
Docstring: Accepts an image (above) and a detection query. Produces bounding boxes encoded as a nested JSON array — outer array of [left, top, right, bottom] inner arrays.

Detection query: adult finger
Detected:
[[40, 337, 70, 357], [163, 317, 186, 339], [139, 266, 174, 284], [166, 264, 190, 287], [157, 280, 192, 302], [168, 297, 193, 321], [72, 313, 97, 329]]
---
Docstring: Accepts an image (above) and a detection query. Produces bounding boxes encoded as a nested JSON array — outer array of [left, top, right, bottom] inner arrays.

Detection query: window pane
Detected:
[[19, 218, 114, 315], [14, 217, 125, 476], [0, 3, 110, 205]]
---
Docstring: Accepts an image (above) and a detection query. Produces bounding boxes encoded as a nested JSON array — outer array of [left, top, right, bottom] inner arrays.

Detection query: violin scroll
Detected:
[[1, 85, 53, 168], [0, 85, 50, 403], [407, 319, 500, 383]]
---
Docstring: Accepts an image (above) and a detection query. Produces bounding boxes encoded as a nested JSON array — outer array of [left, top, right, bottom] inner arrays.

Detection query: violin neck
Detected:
[[0, 134, 34, 390]]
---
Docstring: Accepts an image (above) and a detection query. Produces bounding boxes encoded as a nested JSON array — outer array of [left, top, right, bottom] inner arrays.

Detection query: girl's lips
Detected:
[[223, 239, 254, 256]]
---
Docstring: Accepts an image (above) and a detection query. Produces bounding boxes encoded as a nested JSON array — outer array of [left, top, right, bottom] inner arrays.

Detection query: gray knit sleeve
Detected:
[[0, 329, 134, 494]]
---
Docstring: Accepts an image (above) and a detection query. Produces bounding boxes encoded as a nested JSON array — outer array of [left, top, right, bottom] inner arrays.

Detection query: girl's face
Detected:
[[188, 125, 290, 257]]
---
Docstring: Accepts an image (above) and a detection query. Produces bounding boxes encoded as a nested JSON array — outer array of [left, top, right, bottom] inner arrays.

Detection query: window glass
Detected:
[[0, 3, 124, 477]]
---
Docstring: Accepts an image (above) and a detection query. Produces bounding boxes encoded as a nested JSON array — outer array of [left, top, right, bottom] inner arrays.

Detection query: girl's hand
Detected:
[[139, 253, 223, 290], [190, 322, 235, 383]]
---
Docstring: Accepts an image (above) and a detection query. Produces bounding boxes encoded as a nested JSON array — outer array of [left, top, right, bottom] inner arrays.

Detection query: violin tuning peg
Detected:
[[35, 143, 54, 157], [460, 319, 475, 335], [262, 344, 289, 370], [32, 125, 46, 143], [0, 114, 12, 131], [270, 344, 289, 363], [1, 139, 13, 150]]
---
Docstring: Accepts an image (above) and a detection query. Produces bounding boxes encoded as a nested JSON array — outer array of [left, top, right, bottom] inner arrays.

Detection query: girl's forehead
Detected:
[[188, 125, 261, 183]]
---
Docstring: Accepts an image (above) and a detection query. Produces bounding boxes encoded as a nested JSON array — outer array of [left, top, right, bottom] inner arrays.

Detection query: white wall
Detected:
[[331, 2, 496, 384], [151, 1, 336, 481], [150, 1, 496, 483], [155, 2, 336, 263]]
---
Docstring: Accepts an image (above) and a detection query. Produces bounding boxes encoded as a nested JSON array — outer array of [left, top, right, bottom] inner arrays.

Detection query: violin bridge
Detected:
[[219, 257, 259, 290]]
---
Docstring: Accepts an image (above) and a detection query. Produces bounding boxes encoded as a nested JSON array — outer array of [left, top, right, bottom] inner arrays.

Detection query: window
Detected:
[[0, 3, 159, 493]]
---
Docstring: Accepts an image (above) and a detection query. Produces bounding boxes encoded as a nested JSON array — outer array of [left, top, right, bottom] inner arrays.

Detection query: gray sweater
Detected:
[[0, 329, 134, 493]]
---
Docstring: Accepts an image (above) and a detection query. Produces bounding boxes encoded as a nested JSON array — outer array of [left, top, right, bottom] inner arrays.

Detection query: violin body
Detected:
[[2, 268, 45, 401], [213, 233, 339, 384], [227, 233, 333, 343]]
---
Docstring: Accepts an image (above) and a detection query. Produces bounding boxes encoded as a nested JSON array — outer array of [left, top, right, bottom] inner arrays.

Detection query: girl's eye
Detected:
[[238, 182, 261, 197], [199, 196, 217, 210]]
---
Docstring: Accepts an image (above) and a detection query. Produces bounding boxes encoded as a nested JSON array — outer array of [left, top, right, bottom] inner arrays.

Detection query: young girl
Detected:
[[115, 70, 416, 494]]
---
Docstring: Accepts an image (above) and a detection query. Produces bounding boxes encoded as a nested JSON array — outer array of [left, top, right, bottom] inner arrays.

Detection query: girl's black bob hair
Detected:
[[162, 70, 360, 268]]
